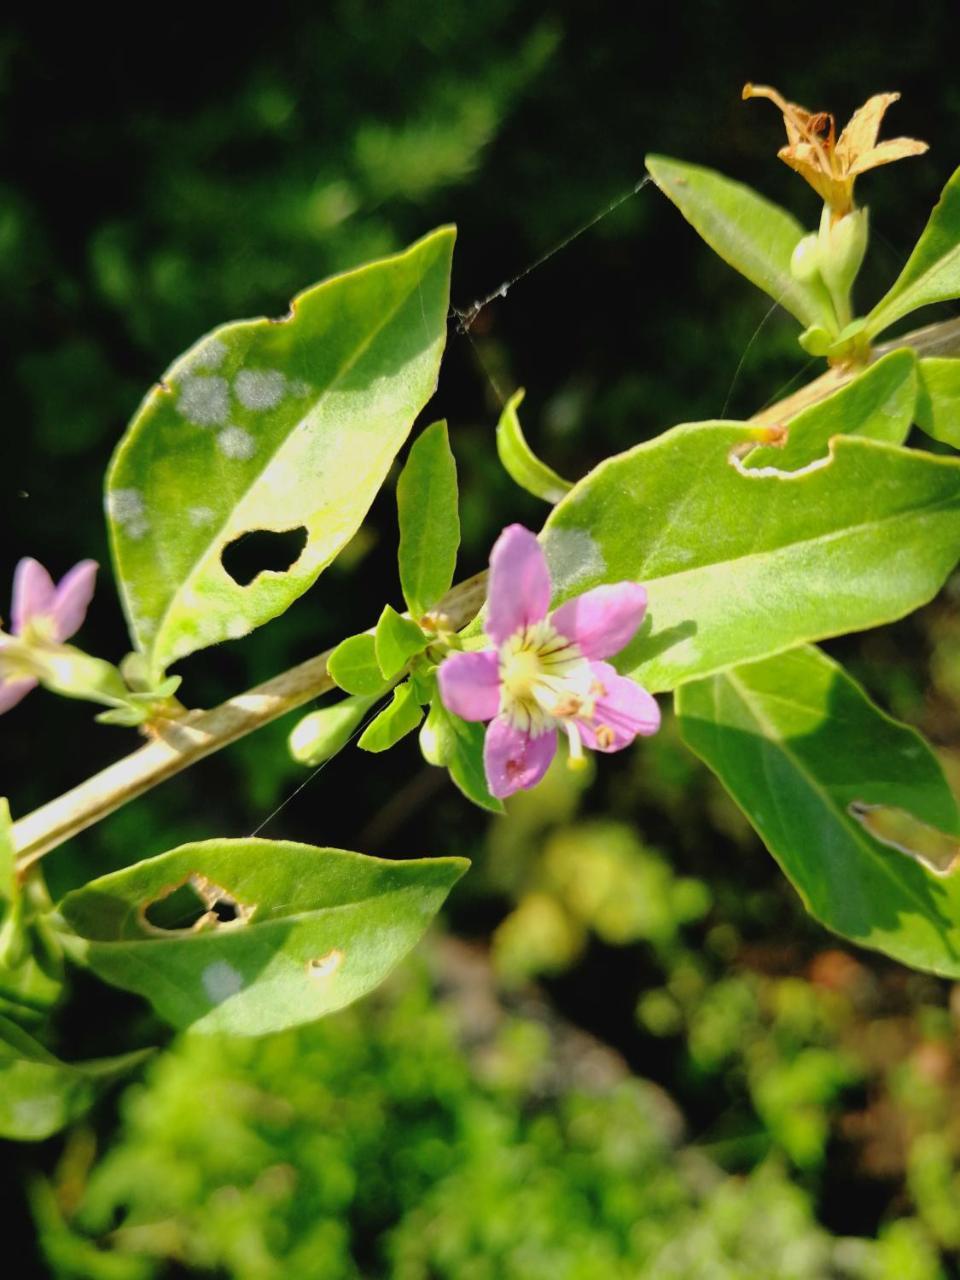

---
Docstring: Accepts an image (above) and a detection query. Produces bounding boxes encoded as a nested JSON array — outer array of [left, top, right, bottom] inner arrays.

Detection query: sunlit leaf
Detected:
[[677, 645, 960, 976], [358, 681, 424, 752], [744, 348, 916, 471], [496, 389, 572, 503], [866, 166, 960, 337], [57, 840, 468, 1035], [288, 694, 379, 767], [374, 605, 429, 679], [646, 154, 834, 329], [107, 228, 456, 677], [397, 420, 460, 617], [327, 633, 393, 697], [541, 422, 960, 692]]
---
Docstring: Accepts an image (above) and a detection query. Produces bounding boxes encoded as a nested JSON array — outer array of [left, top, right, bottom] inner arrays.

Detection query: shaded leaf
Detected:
[[916, 356, 960, 447], [57, 840, 468, 1035], [496, 389, 572, 503], [866, 165, 960, 337], [358, 681, 425, 752], [0, 1015, 149, 1141], [397, 420, 460, 617], [420, 698, 504, 814], [677, 645, 960, 977], [646, 154, 834, 329], [107, 228, 455, 676], [541, 422, 960, 693]]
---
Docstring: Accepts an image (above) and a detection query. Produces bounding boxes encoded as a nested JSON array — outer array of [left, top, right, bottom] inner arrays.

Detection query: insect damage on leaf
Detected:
[[848, 802, 960, 876], [306, 949, 344, 980], [727, 436, 834, 479], [220, 527, 309, 587], [140, 874, 256, 935]]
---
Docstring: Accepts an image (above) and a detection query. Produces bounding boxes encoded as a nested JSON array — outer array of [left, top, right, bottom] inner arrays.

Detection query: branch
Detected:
[[12, 314, 960, 872]]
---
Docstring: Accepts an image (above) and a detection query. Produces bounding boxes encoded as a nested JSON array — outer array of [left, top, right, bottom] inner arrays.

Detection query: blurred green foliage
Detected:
[[29, 958, 947, 1280]]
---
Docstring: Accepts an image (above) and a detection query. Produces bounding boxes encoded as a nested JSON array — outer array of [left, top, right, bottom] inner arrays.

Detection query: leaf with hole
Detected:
[[866, 166, 960, 337], [677, 645, 960, 976], [56, 840, 468, 1035], [357, 681, 424, 752], [496, 389, 572, 503], [916, 357, 960, 448], [541, 422, 960, 692], [744, 348, 917, 471], [107, 227, 455, 677], [397, 420, 460, 617], [646, 154, 835, 330], [0, 1014, 149, 1141]]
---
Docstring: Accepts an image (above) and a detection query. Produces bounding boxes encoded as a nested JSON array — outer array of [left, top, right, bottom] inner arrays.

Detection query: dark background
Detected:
[[4, 4, 960, 1274]]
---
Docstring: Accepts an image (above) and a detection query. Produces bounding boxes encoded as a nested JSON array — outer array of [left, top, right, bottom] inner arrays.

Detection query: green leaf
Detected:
[[496, 389, 572, 503], [327, 633, 393, 697], [56, 839, 468, 1035], [744, 349, 917, 471], [0, 1014, 149, 1141], [288, 694, 379, 767], [645, 154, 834, 330], [541, 422, 960, 693], [916, 357, 960, 447], [866, 166, 960, 337], [677, 645, 960, 977], [107, 228, 456, 677], [374, 605, 429, 679], [358, 682, 424, 752], [420, 699, 504, 814], [397, 420, 460, 617]]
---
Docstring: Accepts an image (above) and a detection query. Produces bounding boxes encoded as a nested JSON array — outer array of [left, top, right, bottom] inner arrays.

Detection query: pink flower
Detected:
[[0, 558, 98, 713], [437, 525, 659, 799]]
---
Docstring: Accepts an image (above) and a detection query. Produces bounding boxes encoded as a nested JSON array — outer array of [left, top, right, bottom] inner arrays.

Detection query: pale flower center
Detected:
[[499, 620, 598, 746]]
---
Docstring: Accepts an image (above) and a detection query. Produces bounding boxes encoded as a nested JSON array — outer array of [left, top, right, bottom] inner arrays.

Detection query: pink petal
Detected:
[[483, 716, 557, 798], [11, 558, 56, 634], [437, 649, 501, 722], [549, 582, 647, 660], [49, 559, 98, 642], [578, 661, 660, 752], [0, 676, 37, 714], [485, 524, 551, 645]]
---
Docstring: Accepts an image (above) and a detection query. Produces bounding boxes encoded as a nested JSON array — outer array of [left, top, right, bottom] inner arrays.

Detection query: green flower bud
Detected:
[[790, 233, 822, 284], [818, 205, 869, 304]]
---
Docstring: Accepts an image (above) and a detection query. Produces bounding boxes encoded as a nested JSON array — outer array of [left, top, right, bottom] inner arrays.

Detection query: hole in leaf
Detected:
[[141, 874, 256, 934], [848, 802, 960, 876], [221, 527, 308, 586]]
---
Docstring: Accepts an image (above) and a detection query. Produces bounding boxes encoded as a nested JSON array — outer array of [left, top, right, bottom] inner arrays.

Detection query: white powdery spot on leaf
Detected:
[[184, 338, 228, 373], [108, 488, 151, 540], [217, 427, 256, 459], [541, 526, 607, 595], [288, 378, 312, 397], [179, 375, 230, 427], [226, 616, 252, 638], [202, 960, 244, 1004], [188, 506, 215, 527], [234, 369, 286, 411]]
